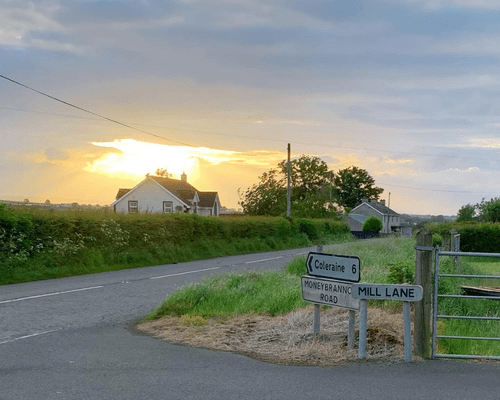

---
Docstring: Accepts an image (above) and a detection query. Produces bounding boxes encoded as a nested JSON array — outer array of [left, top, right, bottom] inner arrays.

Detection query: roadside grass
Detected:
[[144, 235, 500, 359], [145, 270, 308, 322], [436, 256, 500, 357], [148, 237, 417, 323]]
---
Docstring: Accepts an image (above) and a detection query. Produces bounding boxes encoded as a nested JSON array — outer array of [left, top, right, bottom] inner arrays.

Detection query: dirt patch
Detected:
[[136, 306, 421, 366]]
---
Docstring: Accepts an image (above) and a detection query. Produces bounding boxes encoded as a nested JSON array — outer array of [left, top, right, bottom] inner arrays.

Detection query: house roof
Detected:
[[198, 192, 218, 208], [114, 176, 219, 208], [352, 200, 399, 216], [348, 214, 368, 224], [115, 188, 131, 199]]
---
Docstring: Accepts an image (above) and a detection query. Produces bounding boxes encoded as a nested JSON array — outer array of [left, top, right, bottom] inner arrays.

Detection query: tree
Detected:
[[456, 204, 476, 222], [332, 166, 384, 210], [238, 155, 338, 218], [237, 168, 286, 216], [478, 197, 500, 223], [362, 216, 383, 232], [154, 168, 171, 178]]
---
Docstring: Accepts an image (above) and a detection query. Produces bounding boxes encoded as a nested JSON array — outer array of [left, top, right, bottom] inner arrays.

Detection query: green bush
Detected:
[[296, 218, 318, 241], [432, 233, 443, 247], [387, 260, 415, 284], [428, 221, 500, 253], [362, 216, 383, 232]]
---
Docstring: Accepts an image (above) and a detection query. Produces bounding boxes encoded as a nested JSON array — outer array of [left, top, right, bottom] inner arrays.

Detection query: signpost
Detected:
[[352, 283, 423, 301], [302, 276, 360, 310], [306, 252, 360, 282], [302, 249, 360, 346], [353, 283, 423, 363]]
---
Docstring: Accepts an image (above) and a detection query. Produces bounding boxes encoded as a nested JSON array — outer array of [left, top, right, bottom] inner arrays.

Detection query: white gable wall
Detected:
[[351, 203, 400, 234], [114, 179, 187, 214]]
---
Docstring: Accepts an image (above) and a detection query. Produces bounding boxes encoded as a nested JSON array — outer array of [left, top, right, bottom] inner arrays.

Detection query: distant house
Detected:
[[348, 199, 400, 234], [112, 173, 221, 216]]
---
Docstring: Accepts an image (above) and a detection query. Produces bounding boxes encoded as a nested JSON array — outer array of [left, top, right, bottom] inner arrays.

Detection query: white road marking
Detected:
[[149, 267, 220, 280], [0, 286, 104, 304], [0, 329, 62, 345], [245, 256, 283, 264]]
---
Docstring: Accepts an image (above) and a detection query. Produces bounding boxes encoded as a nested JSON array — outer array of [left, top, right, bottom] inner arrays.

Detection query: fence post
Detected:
[[414, 229, 433, 358]]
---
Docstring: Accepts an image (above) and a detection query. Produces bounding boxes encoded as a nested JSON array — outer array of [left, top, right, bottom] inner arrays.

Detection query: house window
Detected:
[[163, 201, 173, 213], [128, 201, 138, 213]]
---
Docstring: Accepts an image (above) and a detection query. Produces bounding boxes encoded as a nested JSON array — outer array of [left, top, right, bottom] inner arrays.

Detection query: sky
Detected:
[[2, 0, 500, 216]]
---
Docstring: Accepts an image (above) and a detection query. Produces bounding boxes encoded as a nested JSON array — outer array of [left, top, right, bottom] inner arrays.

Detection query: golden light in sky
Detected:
[[85, 139, 238, 180]]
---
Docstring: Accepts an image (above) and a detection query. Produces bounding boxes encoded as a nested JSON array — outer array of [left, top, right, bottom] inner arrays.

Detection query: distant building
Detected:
[[348, 199, 400, 234], [112, 173, 221, 216]]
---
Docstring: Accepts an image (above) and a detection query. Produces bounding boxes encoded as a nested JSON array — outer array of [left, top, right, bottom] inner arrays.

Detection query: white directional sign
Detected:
[[352, 283, 423, 301], [302, 276, 360, 309], [306, 252, 360, 282]]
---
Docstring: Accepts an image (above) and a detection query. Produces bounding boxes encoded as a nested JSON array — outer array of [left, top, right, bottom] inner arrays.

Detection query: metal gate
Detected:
[[432, 248, 500, 360]]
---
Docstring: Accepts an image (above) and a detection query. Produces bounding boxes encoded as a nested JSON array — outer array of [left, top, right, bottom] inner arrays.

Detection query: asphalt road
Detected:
[[1, 247, 500, 400]]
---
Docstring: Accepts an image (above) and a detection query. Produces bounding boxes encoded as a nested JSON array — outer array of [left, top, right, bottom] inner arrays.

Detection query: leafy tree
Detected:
[[362, 216, 383, 232], [237, 168, 286, 216], [456, 203, 476, 222], [238, 155, 337, 218], [154, 168, 171, 178], [478, 197, 500, 223], [332, 166, 384, 210], [457, 198, 500, 223]]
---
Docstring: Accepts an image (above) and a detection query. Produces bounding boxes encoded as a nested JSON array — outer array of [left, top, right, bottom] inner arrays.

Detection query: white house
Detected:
[[112, 173, 221, 216], [349, 199, 400, 234]]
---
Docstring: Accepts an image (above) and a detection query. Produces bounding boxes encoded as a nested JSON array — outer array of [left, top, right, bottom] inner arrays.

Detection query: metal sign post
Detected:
[[353, 283, 423, 363]]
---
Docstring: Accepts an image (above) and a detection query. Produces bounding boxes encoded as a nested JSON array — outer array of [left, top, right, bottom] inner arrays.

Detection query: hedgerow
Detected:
[[0, 204, 352, 285]]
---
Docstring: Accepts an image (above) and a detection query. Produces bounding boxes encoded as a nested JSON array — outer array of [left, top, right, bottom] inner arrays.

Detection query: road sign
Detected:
[[306, 252, 360, 282], [301, 276, 360, 309], [352, 283, 423, 301]]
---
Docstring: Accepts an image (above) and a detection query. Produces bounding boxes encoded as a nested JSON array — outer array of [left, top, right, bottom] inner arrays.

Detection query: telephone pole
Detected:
[[287, 143, 291, 218]]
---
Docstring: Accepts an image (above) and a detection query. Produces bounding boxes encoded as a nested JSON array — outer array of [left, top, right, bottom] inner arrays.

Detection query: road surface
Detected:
[[1, 247, 499, 400]]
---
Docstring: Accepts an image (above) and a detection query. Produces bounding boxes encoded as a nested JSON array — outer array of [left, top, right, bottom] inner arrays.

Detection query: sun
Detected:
[[86, 139, 202, 180]]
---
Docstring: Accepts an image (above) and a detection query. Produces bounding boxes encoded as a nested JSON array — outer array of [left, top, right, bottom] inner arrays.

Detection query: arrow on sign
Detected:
[[305, 252, 360, 282]]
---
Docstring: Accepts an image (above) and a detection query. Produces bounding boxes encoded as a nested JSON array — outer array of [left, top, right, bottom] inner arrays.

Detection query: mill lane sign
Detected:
[[301, 276, 360, 309], [306, 252, 360, 283], [352, 283, 423, 301]]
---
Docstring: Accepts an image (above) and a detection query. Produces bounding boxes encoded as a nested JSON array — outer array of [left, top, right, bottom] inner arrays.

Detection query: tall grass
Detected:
[[146, 270, 309, 321]]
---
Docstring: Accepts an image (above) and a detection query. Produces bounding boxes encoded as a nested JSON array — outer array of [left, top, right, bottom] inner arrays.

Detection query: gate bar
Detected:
[[438, 294, 500, 300], [437, 335, 500, 341], [434, 354, 500, 360], [438, 315, 500, 321], [439, 273, 500, 279], [438, 251, 500, 257]]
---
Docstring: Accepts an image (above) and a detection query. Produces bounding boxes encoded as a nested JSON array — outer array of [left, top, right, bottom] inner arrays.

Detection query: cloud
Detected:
[[396, 0, 500, 10]]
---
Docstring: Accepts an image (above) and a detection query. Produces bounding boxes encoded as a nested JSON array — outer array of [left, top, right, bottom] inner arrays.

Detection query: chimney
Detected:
[[181, 171, 187, 182], [380, 199, 386, 206]]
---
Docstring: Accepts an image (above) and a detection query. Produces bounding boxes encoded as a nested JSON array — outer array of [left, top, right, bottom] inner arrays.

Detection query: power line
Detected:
[[0, 103, 490, 163], [379, 182, 499, 194], [0, 74, 195, 147]]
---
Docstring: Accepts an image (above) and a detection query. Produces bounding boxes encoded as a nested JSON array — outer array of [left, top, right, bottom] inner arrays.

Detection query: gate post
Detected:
[[415, 229, 433, 358]]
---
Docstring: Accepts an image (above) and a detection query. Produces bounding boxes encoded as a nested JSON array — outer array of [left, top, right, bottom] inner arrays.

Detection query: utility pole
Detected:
[[287, 143, 291, 218]]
